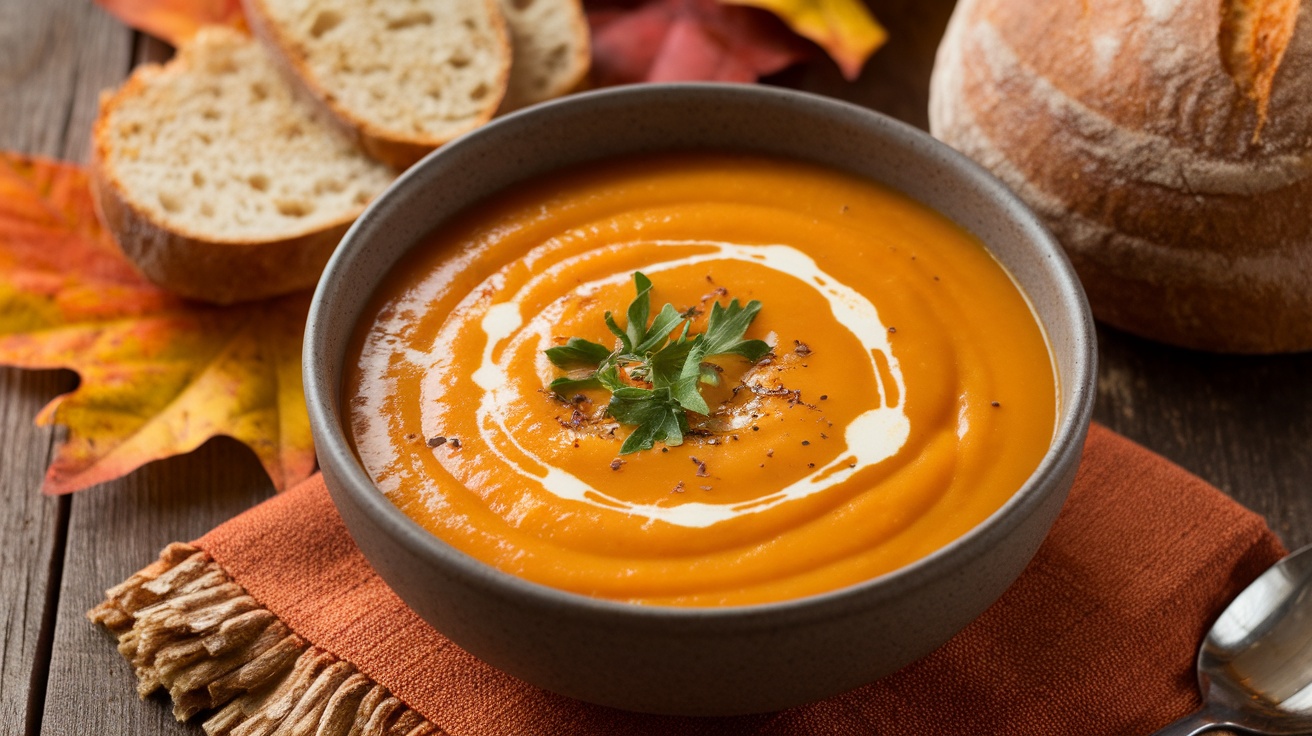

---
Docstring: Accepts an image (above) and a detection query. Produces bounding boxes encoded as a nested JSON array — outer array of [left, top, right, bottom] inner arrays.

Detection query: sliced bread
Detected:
[[91, 26, 395, 305], [496, 0, 591, 113], [242, 0, 512, 169]]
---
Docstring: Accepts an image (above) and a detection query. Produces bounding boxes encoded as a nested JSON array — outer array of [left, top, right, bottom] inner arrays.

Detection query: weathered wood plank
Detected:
[[0, 0, 131, 163], [33, 20, 277, 735], [41, 439, 274, 736], [0, 0, 134, 733], [1094, 326, 1312, 550], [0, 368, 69, 736]]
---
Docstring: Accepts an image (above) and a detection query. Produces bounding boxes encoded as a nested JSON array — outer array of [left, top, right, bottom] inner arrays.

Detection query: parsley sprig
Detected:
[[545, 272, 771, 454]]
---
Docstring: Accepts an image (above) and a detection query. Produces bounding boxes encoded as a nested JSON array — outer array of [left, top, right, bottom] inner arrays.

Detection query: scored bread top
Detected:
[[928, 0, 1312, 352], [95, 26, 394, 244], [243, 0, 512, 168], [496, 0, 590, 113], [936, 0, 1312, 158]]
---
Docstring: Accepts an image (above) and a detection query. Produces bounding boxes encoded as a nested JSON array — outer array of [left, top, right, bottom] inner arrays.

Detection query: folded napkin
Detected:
[[91, 424, 1286, 736]]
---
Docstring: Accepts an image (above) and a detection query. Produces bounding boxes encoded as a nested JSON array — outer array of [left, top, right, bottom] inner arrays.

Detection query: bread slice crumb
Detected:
[[497, 0, 590, 113], [92, 27, 395, 304], [243, 0, 512, 168]]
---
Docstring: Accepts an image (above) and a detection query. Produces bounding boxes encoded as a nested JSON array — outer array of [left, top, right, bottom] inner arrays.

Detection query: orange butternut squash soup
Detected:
[[345, 153, 1057, 607]]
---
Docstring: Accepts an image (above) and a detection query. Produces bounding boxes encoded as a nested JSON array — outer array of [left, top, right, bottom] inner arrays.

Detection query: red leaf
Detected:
[[724, 0, 887, 80], [587, 0, 813, 86]]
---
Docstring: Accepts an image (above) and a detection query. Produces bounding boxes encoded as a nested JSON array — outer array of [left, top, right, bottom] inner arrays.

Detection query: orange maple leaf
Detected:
[[0, 154, 315, 495], [724, 0, 886, 80], [94, 0, 245, 47]]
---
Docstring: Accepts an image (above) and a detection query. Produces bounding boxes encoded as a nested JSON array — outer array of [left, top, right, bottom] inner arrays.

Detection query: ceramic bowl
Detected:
[[304, 83, 1097, 716]]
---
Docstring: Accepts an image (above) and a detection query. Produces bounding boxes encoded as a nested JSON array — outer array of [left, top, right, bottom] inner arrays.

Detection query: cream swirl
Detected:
[[421, 240, 910, 529]]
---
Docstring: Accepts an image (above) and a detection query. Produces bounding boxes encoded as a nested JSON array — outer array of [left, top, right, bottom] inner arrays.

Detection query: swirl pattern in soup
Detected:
[[346, 153, 1056, 606]]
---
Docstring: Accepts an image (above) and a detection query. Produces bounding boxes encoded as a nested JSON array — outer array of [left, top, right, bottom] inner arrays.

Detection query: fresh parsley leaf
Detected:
[[666, 336, 718, 414], [594, 363, 625, 392], [624, 272, 655, 350], [663, 298, 770, 415], [646, 334, 696, 390], [604, 310, 631, 353], [606, 272, 654, 354], [545, 338, 613, 369], [700, 299, 772, 361], [669, 369, 710, 415], [605, 273, 685, 357], [548, 375, 603, 394], [543, 272, 771, 454], [635, 303, 683, 354], [607, 387, 688, 454]]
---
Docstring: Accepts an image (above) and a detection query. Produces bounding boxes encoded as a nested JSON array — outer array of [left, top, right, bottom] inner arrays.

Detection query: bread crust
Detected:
[[930, 0, 1312, 353], [242, 0, 513, 169], [550, 0, 592, 100], [90, 33, 378, 305], [496, 0, 591, 113], [90, 150, 350, 305]]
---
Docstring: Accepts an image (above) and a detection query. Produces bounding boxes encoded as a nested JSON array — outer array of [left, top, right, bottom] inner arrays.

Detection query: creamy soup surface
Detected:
[[346, 153, 1057, 606]]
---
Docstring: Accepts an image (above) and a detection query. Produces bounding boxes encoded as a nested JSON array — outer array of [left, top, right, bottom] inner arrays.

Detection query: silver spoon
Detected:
[[1153, 543, 1312, 735]]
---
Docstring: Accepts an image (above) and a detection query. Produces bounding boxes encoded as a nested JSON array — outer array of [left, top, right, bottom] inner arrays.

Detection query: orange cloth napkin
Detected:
[[193, 424, 1285, 735]]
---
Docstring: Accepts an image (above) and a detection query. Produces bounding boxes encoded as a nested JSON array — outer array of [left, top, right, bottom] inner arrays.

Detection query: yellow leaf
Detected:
[[0, 154, 315, 494], [721, 0, 887, 79]]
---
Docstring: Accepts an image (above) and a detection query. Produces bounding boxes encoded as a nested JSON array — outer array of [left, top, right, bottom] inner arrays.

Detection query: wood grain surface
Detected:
[[1, 0, 1307, 734], [1, 7, 276, 736], [0, 2, 127, 734]]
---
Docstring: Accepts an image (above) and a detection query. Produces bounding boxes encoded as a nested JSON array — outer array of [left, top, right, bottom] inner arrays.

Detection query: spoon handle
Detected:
[[1150, 709, 1228, 736]]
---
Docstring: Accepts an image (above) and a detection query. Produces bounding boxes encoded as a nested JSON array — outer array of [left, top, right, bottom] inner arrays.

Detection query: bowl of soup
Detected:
[[305, 83, 1096, 716]]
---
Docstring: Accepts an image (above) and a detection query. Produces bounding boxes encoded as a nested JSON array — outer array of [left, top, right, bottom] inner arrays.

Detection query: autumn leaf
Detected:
[[587, 0, 814, 85], [723, 0, 886, 80], [94, 0, 245, 47], [0, 154, 315, 495], [93, 0, 881, 85]]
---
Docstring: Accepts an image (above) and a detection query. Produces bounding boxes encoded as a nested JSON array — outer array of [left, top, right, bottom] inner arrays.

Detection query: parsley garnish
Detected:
[[545, 272, 771, 454]]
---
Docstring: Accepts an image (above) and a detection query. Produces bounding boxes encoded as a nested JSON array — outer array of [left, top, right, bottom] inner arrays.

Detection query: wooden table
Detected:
[[2, 1, 1308, 734]]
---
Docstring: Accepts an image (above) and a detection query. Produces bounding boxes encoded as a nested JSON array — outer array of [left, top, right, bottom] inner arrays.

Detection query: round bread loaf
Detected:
[[929, 0, 1312, 353]]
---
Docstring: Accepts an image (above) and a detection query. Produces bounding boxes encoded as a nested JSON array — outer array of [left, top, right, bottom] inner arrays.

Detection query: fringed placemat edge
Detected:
[[88, 542, 443, 736]]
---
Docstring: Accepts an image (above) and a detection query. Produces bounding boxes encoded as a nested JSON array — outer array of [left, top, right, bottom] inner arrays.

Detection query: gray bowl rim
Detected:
[[305, 82, 1097, 628]]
